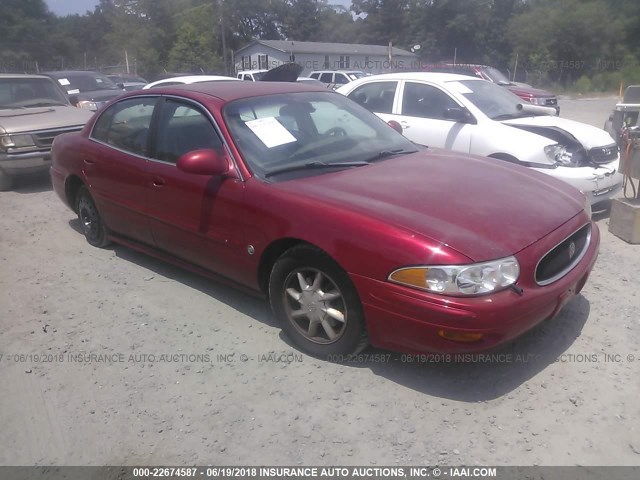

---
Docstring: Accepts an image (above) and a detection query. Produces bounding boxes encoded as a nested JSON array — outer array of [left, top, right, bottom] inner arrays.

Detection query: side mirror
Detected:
[[177, 149, 230, 176], [69, 95, 80, 107], [444, 107, 473, 123], [387, 120, 403, 134], [117, 83, 125, 90]]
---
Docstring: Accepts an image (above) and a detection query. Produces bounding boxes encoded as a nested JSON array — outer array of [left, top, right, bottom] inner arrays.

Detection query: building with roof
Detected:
[[234, 40, 418, 76]]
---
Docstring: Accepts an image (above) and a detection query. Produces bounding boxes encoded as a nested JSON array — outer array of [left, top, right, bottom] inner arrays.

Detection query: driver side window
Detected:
[[402, 82, 459, 120], [153, 100, 223, 164]]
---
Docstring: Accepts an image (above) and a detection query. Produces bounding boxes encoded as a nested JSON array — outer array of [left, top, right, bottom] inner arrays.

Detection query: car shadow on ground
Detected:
[[11, 172, 52, 194], [355, 295, 591, 401], [67, 217, 591, 401]]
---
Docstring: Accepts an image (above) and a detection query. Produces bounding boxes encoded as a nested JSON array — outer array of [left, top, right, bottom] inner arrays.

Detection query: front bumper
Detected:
[[0, 151, 51, 176], [350, 216, 600, 354], [534, 160, 623, 205]]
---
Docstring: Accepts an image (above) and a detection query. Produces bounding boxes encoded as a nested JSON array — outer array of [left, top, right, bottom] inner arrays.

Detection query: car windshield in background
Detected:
[[57, 74, 120, 93], [223, 91, 417, 179], [252, 72, 267, 81], [482, 67, 511, 85], [0, 78, 69, 109], [450, 79, 527, 120], [348, 72, 365, 80]]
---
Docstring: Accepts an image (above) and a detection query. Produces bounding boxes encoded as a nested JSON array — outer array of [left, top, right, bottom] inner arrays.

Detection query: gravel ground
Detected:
[[0, 96, 638, 467]]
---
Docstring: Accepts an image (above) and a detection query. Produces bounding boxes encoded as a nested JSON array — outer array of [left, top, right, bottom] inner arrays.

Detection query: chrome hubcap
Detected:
[[78, 197, 98, 239], [283, 268, 346, 344]]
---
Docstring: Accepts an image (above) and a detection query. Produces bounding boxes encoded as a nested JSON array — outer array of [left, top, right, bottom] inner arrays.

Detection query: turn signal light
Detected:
[[437, 329, 484, 343]]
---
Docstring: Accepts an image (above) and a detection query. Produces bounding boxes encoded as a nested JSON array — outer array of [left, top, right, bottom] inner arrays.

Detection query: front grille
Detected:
[[589, 144, 618, 164], [536, 224, 591, 285], [32, 126, 83, 149], [545, 98, 558, 106]]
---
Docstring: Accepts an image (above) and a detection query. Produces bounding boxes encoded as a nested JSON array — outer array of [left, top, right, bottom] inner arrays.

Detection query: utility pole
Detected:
[[219, 0, 228, 75]]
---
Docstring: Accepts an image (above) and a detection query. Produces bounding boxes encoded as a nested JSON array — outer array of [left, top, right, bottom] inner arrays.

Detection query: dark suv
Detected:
[[425, 63, 559, 114], [45, 71, 124, 111]]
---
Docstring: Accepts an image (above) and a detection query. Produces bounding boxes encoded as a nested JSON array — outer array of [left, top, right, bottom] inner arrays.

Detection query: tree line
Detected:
[[1, 0, 638, 90]]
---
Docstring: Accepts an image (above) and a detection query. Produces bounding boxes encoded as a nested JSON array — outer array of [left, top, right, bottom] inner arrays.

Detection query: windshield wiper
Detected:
[[365, 148, 417, 162], [265, 160, 370, 178], [21, 102, 67, 108]]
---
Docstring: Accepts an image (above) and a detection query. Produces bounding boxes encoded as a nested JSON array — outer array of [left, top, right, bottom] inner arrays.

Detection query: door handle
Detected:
[[152, 177, 165, 187]]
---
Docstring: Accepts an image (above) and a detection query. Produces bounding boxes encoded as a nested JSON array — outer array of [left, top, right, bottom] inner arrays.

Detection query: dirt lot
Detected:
[[1, 95, 639, 467]]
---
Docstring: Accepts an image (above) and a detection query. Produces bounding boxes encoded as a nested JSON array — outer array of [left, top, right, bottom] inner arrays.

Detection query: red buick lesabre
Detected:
[[50, 82, 598, 358]]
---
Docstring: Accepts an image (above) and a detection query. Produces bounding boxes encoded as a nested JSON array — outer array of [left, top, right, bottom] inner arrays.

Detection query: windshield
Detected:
[[348, 72, 365, 80], [223, 91, 417, 179], [449, 79, 529, 120], [482, 67, 511, 85], [0, 77, 69, 109], [55, 73, 120, 93], [252, 72, 267, 81]]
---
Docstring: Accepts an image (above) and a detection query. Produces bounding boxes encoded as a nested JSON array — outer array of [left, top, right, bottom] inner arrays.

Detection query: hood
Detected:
[[260, 63, 304, 82], [0, 105, 93, 134], [506, 84, 555, 98], [276, 150, 584, 261], [502, 115, 616, 149]]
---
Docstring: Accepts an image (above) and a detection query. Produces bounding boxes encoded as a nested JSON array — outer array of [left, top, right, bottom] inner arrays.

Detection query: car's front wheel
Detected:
[[76, 186, 110, 248], [269, 244, 368, 358]]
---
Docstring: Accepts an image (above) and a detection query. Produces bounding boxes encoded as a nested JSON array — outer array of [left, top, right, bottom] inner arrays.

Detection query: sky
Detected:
[[46, 0, 353, 17], [46, 0, 99, 16]]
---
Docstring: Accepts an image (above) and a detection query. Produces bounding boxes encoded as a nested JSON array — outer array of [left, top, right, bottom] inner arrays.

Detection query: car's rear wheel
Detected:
[[269, 244, 368, 358], [76, 186, 110, 248], [0, 170, 13, 191]]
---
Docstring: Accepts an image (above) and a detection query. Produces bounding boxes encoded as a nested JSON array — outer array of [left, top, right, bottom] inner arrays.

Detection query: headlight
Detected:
[[0, 134, 36, 150], [77, 100, 98, 111], [389, 256, 520, 296], [544, 144, 585, 167], [531, 97, 547, 106]]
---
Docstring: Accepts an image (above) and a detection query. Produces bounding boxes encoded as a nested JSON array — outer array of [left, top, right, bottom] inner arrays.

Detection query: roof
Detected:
[[143, 75, 239, 89], [0, 73, 51, 79], [44, 70, 101, 77], [344, 72, 479, 84], [147, 81, 328, 103], [236, 40, 416, 57]]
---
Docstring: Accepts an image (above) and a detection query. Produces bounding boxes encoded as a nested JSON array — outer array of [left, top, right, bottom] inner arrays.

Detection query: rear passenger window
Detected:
[[91, 97, 156, 156], [310, 73, 320, 79], [347, 81, 397, 114], [153, 100, 223, 164]]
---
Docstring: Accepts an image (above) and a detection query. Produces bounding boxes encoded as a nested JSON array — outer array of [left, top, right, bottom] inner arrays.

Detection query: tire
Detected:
[[269, 244, 368, 358], [0, 170, 13, 191], [75, 186, 110, 248]]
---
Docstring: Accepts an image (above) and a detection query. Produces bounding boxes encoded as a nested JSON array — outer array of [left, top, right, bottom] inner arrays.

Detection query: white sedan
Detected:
[[337, 73, 622, 205], [143, 75, 239, 89]]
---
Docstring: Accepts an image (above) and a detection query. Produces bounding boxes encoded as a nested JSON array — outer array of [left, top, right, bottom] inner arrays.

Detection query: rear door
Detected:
[[86, 96, 157, 244], [395, 81, 472, 151], [145, 97, 247, 282], [345, 80, 400, 124]]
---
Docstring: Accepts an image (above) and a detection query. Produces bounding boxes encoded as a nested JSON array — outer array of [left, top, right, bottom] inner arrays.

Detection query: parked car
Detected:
[[424, 63, 559, 114], [237, 70, 268, 81], [297, 77, 330, 88], [309, 70, 366, 89], [106, 74, 148, 91], [106, 73, 148, 86], [50, 82, 598, 357], [45, 70, 124, 111], [338, 72, 622, 205], [0, 74, 93, 190], [604, 85, 640, 145], [143, 75, 239, 89]]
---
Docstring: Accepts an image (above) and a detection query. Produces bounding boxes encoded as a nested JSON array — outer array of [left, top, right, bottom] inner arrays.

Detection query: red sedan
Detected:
[[50, 82, 598, 357]]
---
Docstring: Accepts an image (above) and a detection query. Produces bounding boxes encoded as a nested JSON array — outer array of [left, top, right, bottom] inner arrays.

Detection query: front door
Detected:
[[396, 81, 472, 151], [145, 98, 246, 283]]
